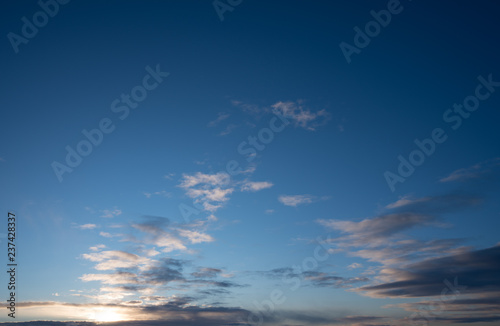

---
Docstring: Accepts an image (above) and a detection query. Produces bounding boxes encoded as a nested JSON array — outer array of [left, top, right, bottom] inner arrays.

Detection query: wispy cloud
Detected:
[[271, 101, 330, 131], [164, 173, 175, 180], [278, 194, 315, 207], [317, 213, 436, 247], [358, 244, 500, 298], [347, 263, 362, 270], [179, 172, 230, 188], [207, 111, 237, 135], [231, 99, 330, 130], [384, 193, 482, 215], [385, 195, 415, 209], [85, 206, 96, 214], [89, 244, 106, 251], [259, 267, 368, 289], [80, 271, 139, 285], [207, 112, 230, 127], [318, 192, 480, 252], [99, 231, 119, 238], [77, 223, 97, 230], [316, 191, 498, 324], [303, 271, 368, 288], [185, 188, 234, 203], [100, 208, 122, 218], [240, 181, 273, 192], [82, 250, 154, 271], [143, 190, 171, 198], [191, 267, 223, 279], [177, 229, 214, 244], [231, 100, 266, 116], [440, 158, 500, 182], [179, 171, 269, 213], [129, 216, 214, 253], [218, 123, 237, 136], [131, 222, 188, 253]]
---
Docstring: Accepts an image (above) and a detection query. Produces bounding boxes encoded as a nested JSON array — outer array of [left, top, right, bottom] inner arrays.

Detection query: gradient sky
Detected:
[[1, 1, 500, 325]]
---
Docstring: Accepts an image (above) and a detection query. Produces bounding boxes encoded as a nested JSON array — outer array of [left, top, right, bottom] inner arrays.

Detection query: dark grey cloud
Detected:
[[452, 296, 500, 306], [358, 244, 500, 298], [432, 315, 500, 323], [257, 268, 368, 288], [133, 215, 170, 232], [258, 267, 297, 278], [316, 187, 500, 325], [350, 238, 468, 267], [189, 279, 246, 289], [81, 255, 244, 304], [139, 258, 186, 285], [255, 310, 387, 326], [191, 267, 223, 278], [198, 288, 231, 296], [302, 271, 369, 288], [387, 193, 482, 216], [318, 212, 437, 248], [319, 192, 483, 248]]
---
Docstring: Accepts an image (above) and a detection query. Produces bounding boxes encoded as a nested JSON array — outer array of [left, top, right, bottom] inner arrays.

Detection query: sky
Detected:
[[1, 0, 500, 325]]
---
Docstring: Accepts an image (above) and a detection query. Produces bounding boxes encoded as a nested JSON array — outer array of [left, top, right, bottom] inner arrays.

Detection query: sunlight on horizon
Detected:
[[89, 307, 128, 322]]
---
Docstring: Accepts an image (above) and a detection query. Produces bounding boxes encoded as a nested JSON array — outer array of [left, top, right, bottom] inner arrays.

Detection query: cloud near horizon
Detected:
[[316, 189, 500, 325], [73, 214, 245, 312]]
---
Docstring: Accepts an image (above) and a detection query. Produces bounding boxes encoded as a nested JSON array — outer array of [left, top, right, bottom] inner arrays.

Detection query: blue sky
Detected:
[[1, 0, 500, 325]]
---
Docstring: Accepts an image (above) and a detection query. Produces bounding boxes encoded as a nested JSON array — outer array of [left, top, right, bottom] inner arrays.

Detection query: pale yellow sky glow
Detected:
[[88, 307, 127, 322], [10, 301, 246, 324], [13, 302, 140, 322]]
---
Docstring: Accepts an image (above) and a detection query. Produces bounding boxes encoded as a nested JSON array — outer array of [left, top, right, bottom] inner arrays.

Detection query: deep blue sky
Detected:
[[1, 1, 499, 325]]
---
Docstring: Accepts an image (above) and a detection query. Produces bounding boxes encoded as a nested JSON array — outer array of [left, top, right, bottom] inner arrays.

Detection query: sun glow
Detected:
[[91, 308, 125, 322]]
